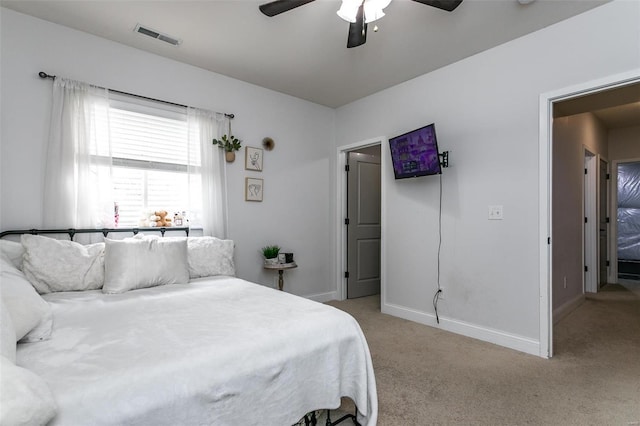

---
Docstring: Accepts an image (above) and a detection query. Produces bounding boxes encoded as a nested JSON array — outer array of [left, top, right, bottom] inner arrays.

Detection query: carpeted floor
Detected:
[[327, 281, 640, 425]]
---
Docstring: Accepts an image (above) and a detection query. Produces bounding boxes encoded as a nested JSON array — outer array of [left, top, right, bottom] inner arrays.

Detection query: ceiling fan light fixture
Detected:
[[337, 0, 359, 23], [337, 0, 391, 23], [364, 5, 385, 22]]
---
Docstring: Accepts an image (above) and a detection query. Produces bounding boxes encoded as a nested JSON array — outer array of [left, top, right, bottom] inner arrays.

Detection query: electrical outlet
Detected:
[[438, 288, 444, 300]]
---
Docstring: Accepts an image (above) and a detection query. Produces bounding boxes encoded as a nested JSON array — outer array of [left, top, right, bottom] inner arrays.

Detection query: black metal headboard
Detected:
[[0, 227, 189, 240]]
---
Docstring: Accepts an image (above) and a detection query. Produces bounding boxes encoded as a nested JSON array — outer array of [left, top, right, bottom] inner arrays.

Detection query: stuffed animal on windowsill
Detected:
[[154, 210, 172, 227], [145, 214, 159, 227]]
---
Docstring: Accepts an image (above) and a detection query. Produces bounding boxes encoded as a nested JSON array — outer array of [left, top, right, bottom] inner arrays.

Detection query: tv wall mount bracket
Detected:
[[439, 151, 449, 168]]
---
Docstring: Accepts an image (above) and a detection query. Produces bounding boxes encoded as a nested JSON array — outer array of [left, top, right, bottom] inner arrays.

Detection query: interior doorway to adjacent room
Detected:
[[583, 148, 599, 294], [544, 74, 640, 358], [615, 159, 640, 282], [582, 149, 610, 294]]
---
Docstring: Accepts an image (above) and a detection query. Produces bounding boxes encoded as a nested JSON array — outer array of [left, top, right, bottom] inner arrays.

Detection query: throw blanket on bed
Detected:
[[16, 277, 378, 426]]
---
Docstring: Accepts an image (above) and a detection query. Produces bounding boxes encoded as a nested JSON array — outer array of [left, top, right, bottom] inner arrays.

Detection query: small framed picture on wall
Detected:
[[245, 146, 263, 171], [245, 177, 263, 202]]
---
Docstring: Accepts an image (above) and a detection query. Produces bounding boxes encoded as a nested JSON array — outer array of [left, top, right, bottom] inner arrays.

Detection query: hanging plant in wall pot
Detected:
[[212, 134, 242, 163]]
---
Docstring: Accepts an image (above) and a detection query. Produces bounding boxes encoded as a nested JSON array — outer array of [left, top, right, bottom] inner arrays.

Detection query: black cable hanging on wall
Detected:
[[38, 71, 235, 120], [433, 173, 444, 324]]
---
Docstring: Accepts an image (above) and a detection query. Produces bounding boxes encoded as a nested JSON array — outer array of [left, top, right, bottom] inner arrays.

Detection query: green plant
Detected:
[[212, 134, 242, 152], [261, 245, 280, 259]]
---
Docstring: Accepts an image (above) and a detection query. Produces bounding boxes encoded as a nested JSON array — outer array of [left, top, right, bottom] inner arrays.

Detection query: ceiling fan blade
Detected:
[[259, 0, 316, 17], [347, 4, 367, 48], [411, 0, 463, 12]]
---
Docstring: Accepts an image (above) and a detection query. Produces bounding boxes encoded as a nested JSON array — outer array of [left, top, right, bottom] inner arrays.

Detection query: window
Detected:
[[44, 78, 225, 235], [95, 94, 202, 227]]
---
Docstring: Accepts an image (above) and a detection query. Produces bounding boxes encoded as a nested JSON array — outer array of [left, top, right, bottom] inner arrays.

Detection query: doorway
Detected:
[[346, 146, 381, 298], [598, 157, 609, 289], [615, 160, 640, 281], [583, 150, 609, 294], [540, 71, 640, 358], [584, 149, 598, 294]]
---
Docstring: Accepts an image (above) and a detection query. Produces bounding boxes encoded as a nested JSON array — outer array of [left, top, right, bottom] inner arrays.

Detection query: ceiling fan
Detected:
[[259, 0, 463, 48]]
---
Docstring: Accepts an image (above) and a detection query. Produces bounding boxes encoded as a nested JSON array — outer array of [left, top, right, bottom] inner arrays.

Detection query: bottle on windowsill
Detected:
[[174, 212, 183, 227], [114, 202, 119, 228]]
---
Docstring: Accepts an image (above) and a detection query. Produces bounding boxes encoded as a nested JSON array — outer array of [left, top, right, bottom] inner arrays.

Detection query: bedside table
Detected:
[[264, 262, 298, 291]]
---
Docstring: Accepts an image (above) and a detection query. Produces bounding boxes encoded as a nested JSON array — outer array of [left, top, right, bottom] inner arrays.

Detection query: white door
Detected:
[[584, 150, 597, 293], [346, 151, 381, 298]]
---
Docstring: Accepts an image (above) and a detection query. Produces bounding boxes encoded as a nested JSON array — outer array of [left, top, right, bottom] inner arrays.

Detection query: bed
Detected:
[[0, 228, 377, 426]]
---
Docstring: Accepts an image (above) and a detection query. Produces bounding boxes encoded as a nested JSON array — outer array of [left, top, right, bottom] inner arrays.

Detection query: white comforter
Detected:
[[16, 277, 377, 426]]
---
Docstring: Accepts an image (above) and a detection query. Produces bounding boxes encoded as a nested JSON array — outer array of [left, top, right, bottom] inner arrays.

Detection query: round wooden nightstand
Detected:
[[263, 262, 298, 291]]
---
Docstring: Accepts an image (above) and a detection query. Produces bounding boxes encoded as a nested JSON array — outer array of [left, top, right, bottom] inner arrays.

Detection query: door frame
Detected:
[[539, 69, 640, 358], [583, 148, 597, 294], [336, 137, 386, 301], [598, 157, 610, 289]]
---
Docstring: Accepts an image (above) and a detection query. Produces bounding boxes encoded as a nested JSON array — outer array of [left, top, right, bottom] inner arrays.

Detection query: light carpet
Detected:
[[327, 282, 640, 425]]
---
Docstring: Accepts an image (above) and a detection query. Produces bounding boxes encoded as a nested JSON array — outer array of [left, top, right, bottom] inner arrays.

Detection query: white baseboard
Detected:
[[382, 302, 542, 357], [552, 293, 585, 324], [305, 291, 338, 303]]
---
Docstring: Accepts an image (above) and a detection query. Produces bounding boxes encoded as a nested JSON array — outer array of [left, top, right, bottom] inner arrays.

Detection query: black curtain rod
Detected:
[[38, 71, 234, 119], [0, 227, 189, 239]]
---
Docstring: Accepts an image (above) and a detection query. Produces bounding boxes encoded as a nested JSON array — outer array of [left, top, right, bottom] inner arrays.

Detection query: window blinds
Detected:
[[101, 94, 201, 226]]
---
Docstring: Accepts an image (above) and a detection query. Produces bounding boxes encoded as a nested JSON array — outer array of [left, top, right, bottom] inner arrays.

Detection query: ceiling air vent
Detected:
[[134, 24, 182, 46]]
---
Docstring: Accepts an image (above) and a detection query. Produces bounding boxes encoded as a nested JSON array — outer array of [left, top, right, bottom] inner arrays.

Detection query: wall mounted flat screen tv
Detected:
[[389, 123, 441, 179]]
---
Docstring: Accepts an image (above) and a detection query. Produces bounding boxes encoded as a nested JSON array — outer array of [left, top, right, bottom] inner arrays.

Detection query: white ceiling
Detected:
[[2, 0, 610, 108], [593, 102, 640, 129]]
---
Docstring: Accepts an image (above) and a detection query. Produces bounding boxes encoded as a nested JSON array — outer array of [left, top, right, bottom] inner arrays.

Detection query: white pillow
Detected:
[[0, 239, 25, 270], [0, 356, 57, 426], [0, 255, 52, 342], [0, 298, 17, 363], [21, 234, 105, 294], [103, 237, 189, 294], [187, 237, 235, 278]]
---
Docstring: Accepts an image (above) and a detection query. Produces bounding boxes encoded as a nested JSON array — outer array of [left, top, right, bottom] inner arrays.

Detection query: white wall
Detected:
[[552, 113, 608, 312], [334, 0, 640, 355], [0, 8, 336, 299], [2, 1, 639, 356], [609, 125, 640, 161]]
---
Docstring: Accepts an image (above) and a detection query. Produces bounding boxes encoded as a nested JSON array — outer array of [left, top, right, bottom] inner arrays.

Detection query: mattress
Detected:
[[16, 277, 377, 426]]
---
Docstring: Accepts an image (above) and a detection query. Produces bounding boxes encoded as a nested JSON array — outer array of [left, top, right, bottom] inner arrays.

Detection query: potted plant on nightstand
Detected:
[[212, 134, 242, 163], [261, 245, 280, 265]]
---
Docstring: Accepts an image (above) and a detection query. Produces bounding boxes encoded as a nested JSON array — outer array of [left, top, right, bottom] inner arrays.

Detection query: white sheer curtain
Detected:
[[43, 78, 114, 228], [187, 108, 227, 238], [44, 78, 227, 235]]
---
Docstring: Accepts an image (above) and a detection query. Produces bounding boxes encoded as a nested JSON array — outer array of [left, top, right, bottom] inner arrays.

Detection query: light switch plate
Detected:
[[488, 205, 504, 220]]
